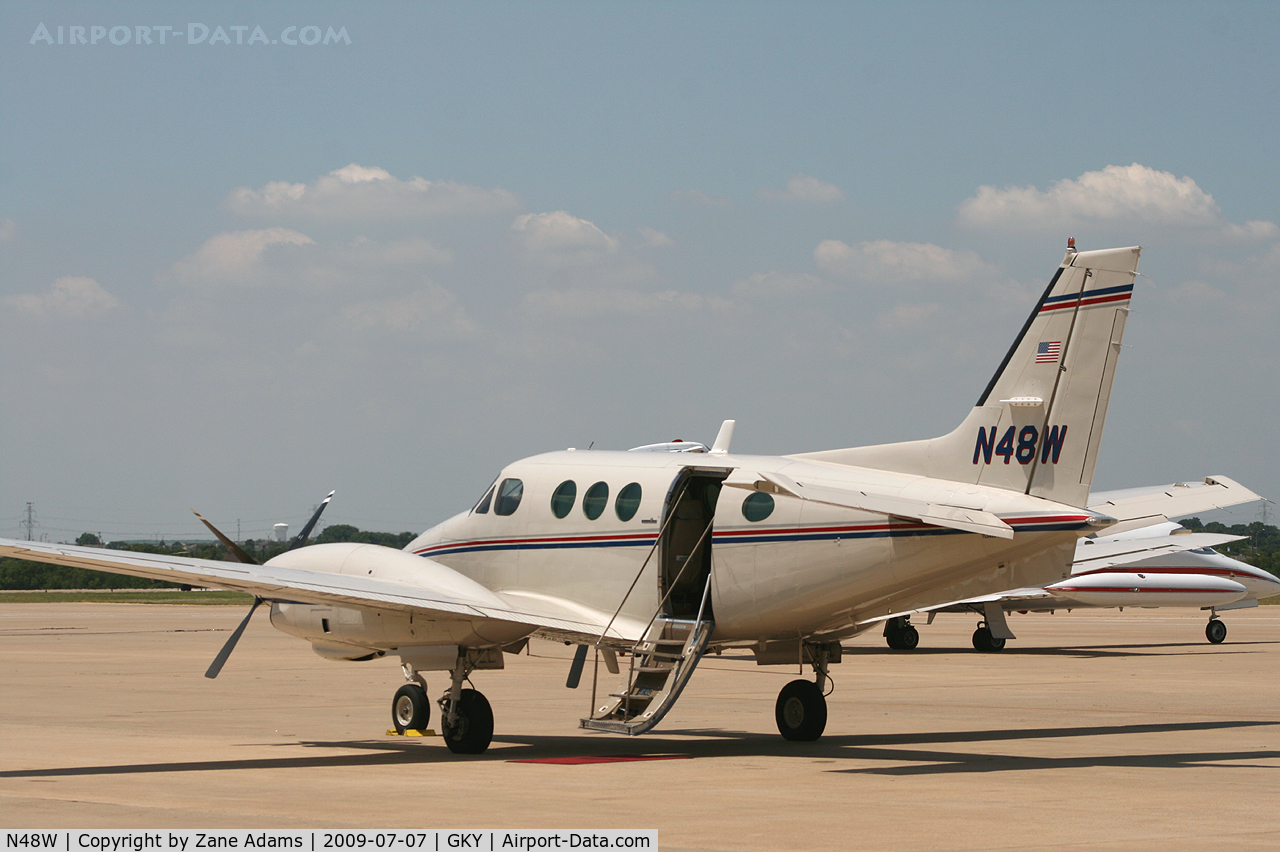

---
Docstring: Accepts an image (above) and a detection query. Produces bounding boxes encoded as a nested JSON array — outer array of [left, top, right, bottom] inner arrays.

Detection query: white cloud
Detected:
[[5, 276, 120, 316], [512, 211, 619, 266], [733, 270, 827, 298], [637, 226, 676, 248], [815, 239, 994, 283], [172, 227, 316, 284], [875, 301, 941, 331], [760, 174, 845, 203], [958, 163, 1278, 240], [342, 285, 476, 338], [227, 163, 519, 220], [335, 235, 453, 266], [523, 287, 730, 319]]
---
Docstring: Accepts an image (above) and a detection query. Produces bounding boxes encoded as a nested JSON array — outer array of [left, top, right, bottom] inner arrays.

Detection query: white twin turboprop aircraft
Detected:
[[1, 242, 1259, 755]]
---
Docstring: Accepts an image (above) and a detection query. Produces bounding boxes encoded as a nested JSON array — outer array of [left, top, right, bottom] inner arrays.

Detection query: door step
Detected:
[[580, 616, 712, 736]]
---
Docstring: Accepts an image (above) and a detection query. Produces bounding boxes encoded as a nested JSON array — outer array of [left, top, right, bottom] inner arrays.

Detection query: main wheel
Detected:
[[392, 684, 430, 733], [885, 627, 903, 650], [443, 688, 494, 755], [972, 625, 1006, 653], [1206, 619, 1227, 645], [775, 679, 827, 742], [898, 624, 920, 650]]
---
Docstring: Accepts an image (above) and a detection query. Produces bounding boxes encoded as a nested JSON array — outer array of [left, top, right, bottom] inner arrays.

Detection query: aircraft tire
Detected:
[[1206, 619, 1227, 645], [884, 627, 903, 650], [443, 688, 494, 755], [898, 624, 920, 650], [972, 626, 1006, 653], [392, 684, 430, 734], [775, 679, 827, 742]]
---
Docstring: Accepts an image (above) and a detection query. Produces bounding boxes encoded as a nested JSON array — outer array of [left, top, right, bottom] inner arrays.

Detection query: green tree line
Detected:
[[1176, 518, 1279, 577], [0, 525, 417, 590]]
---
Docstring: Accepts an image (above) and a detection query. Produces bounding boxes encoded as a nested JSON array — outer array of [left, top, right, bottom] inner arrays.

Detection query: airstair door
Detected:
[[659, 468, 725, 620]]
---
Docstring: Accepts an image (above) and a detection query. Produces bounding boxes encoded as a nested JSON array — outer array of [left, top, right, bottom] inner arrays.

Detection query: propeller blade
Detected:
[[205, 597, 263, 679], [192, 510, 258, 565], [287, 490, 335, 552], [565, 643, 588, 689]]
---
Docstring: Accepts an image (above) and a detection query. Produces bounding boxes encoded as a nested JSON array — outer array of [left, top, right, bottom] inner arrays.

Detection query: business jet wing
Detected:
[[0, 537, 635, 644], [1071, 531, 1245, 571], [1086, 475, 1263, 536]]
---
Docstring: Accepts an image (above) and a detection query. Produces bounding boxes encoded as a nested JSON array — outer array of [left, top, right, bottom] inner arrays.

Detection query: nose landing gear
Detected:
[[774, 642, 836, 742]]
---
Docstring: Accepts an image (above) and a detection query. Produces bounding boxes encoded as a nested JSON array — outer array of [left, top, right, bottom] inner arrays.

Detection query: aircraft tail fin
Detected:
[[797, 243, 1141, 508]]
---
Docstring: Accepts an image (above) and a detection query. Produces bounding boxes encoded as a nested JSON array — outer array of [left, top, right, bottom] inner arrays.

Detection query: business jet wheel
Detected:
[[392, 684, 430, 734], [972, 626, 1006, 653], [775, 679, 827, 742], [1205, 618, 1227, 645], [443, 688, 493, 755]]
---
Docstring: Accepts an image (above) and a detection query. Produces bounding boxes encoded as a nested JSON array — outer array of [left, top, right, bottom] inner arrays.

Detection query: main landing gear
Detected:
[[971, 622, 1006, 653], [393, 654, 495, 755], [1205, 617, 1227, 645], [774, 643, 836, 742], [883, 616, 920, 650]]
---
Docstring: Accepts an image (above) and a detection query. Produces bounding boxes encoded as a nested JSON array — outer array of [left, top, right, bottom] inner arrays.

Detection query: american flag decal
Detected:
[[1036, 341, 1062, 363]]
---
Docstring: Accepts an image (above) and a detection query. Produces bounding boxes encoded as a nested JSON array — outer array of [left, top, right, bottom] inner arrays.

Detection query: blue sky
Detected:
[[2, 1, 1276, 540]]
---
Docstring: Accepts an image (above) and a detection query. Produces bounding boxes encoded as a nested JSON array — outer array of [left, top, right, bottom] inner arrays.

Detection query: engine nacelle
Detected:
[[1045, 572, 1248, 608], [262, 542, 534, 656]]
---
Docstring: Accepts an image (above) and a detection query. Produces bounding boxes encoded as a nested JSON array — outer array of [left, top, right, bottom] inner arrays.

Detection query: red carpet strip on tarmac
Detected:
[[509, 754, 691, 765]]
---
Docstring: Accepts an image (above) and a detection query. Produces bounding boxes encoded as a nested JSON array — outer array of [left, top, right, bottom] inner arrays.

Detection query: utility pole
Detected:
[[20, 502, 38, 541]]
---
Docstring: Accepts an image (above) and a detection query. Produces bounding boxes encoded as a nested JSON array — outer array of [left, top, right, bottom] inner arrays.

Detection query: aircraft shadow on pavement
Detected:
[[2, 720, 1276, 778]]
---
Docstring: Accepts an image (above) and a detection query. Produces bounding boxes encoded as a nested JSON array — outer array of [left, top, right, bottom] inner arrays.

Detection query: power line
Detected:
[[19, 502, 39, 541]]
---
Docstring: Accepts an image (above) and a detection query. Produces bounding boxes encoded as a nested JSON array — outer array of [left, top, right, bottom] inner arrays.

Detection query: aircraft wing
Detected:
[[1087, 475, 1264, 536], [724, 470, 1016, 539], [0, 537, 636, 644], [1072, 531, 1244, 572]]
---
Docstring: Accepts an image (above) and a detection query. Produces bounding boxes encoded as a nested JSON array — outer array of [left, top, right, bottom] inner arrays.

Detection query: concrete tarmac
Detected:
[[2, 602, 1279, 851]]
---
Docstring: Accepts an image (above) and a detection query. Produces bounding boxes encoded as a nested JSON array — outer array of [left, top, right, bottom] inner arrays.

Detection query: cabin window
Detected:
[[742, 492, 775, 522], [583, 481, 609, 520], [494, 478, 524, 516], [615, 482, 642, 521], [473, 481, 496, 514], [551, 480, 577, 519]]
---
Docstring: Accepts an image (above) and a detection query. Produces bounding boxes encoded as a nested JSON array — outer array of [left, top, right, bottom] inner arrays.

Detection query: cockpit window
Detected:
[[742, 492, 775, 522], [615, 482, 642, 522], [583, 481, 609, 520], [551, 480, 577, 519], [473, 481, 496, 514], [494, 478, 524, 516]]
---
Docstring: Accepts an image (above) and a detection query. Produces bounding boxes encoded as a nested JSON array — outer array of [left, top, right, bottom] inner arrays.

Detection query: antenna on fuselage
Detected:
[[710, 420, 735, 455]]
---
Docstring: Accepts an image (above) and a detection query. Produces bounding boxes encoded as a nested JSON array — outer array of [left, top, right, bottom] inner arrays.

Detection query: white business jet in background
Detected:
[[877, 506, 1274, 652], [6, 241, 1258, 756]]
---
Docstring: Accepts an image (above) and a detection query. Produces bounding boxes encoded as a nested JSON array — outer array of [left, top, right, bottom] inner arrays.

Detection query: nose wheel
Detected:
[[1205, 618, 1227, 644], [775, 679, 827, 741]]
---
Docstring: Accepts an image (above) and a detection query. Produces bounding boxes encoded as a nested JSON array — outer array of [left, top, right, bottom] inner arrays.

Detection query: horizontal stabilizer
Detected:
[[1087, 475, 1264, 535], [725, 470, 1015, 539]]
